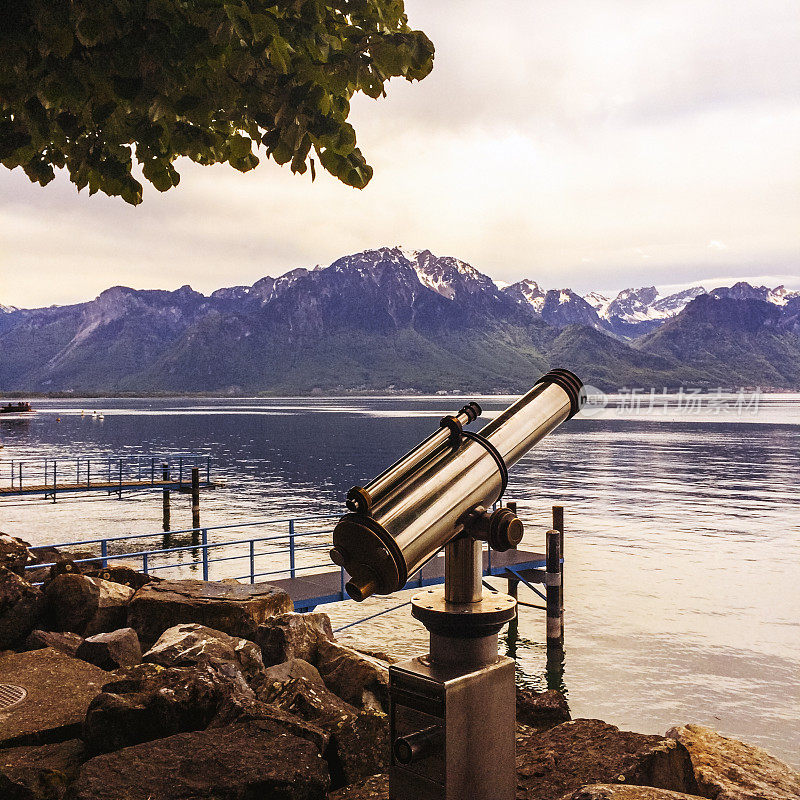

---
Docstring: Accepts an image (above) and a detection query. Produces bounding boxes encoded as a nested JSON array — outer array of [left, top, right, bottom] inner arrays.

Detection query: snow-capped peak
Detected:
[[405, 249, 494, 300], [768, 285, 800, 306], [0, 303, 16, 313], [503, 279, 546, 312]]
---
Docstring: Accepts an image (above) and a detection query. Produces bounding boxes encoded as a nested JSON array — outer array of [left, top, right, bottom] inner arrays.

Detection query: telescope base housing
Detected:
[[389, 655, 516, 800]]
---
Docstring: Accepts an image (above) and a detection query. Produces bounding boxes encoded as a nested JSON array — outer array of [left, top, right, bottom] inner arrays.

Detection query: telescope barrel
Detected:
[[332, 368, 583, 601], [346, 402, 481, 514]]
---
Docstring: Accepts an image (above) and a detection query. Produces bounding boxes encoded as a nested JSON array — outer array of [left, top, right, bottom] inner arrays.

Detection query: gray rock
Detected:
[[666, 724, 800, 800], [82, 566, 156, 591], [82, 660, 254, 754], [45, 574, 133, 637], [515, 719, 695, 799], [328, 708, 389, 789], [0, 648, 109, 748], [141, 622, 263, 682], [0, 533, 31, 576], [569, 787, 709, 800], [208, 695, 330, 754], [329, 774, 388, 799], [316, 639, 389, 710], [126, 578, 292, 646], [256, 657, 326, 695], [75, 628, 142, 670], [259, 674, 388, 790], [517, 687, 571, 729], [0, 567, 44, 649], [255, 611, 334, 666], [263, 675, 358, 728], [0, 739, 85, 800], [66, 721, 329, 799], [24, 630, 84, 658]]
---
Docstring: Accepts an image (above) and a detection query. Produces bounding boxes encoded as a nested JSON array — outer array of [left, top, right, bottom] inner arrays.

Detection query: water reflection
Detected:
[[0, 396, 798, 764]]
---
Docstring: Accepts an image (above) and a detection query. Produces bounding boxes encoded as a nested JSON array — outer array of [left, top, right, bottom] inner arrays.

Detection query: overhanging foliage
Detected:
[[0, 0, 434, 204]]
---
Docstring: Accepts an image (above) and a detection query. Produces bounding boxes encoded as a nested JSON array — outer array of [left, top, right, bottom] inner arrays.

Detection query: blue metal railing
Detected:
[[24, 514, 342, 591], [3, 453, 212, 495]]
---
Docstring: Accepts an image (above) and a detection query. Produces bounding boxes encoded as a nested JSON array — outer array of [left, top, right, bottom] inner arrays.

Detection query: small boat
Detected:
[[0, 401, 34, 415]]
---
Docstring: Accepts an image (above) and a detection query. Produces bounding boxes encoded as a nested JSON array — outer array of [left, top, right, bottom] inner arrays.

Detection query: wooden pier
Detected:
[[271, 546, 549, 612]]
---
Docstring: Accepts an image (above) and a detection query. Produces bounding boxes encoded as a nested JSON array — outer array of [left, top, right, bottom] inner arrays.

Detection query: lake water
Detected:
[[1, 393, 798, 765]]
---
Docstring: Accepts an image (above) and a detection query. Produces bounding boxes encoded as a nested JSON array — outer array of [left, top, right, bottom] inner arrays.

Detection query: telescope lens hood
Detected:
[[535, 368, 585, 418]]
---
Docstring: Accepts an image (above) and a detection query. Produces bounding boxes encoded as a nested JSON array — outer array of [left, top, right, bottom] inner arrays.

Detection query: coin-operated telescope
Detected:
[[330, 368, 584, 800]]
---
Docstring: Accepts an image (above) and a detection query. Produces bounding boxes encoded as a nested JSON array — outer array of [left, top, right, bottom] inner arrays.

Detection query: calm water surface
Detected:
[[1, 394, 798, 765]]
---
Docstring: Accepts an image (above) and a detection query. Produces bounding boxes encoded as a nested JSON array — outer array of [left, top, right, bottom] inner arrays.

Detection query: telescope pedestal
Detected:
[[388, 536, 518, 800], [389, 653, 516, 800]]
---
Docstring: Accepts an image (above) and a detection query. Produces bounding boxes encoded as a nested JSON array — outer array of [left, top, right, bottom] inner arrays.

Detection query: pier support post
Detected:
[[552, 505, 564, 609], [162, 463, 170, 532], [545, 528, 563, 649], [191, 467, 200, 530], [545, 527, 564, 685]]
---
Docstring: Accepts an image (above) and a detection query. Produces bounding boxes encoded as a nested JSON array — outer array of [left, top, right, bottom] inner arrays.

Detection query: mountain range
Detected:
[[1, 246, 799, 394]]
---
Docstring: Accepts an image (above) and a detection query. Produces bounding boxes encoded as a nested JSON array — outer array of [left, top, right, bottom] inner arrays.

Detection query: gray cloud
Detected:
[[1, 0, 798, 307]]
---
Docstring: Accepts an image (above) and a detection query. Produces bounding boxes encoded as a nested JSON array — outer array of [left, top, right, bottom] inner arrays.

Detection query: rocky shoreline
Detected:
[[1, 532, 798, 800]]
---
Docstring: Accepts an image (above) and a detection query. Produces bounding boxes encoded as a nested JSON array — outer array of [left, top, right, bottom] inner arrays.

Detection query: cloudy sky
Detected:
[[1, 0, 798, 308]]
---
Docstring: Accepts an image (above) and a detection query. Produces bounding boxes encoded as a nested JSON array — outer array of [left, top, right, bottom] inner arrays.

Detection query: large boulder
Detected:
[[66, 721, 330, 800], [24, 630, 84, 658], [75, 628, 142, 671], [45, 574, 133, 637], [126, 578, 292, 646], [255, 612, 333, 666], [517, 687, 571, 729], [262, 675, 358, 728], [0, 534, 31, 576], [141, 623, 263, 682], [208, 695, 331, 754], [316, 639, 389, 710], [0, 739, 85, 800], [0, 567, 44, 649], [260, 675, 388, 789], [82, 660, 253, 754], [327, 709, 389, 789], [0, 648, 109, 748], [328, 774, 388, 799], [254, 657, 326, 697], [515, 719, 695, 800], [667, 724, 800, 800], [569, 788, 709, 799], [82, 566, 156, 591]]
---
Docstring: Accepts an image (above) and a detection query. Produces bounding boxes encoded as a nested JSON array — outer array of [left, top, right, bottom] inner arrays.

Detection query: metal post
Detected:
[[101, 539, 108, 569], [18, 462, 22, 488], [52, 461, 57, 503], [545, 529, 563, 650], [206, 457, 210, 485], [11, 460, 14, 489], [249, 540, 255, 584], [552, 505, 564, 610], [340, 566, 345, 599], [179, 456, 183, 487], [201, 528, 209, 580], [191, 467, 200, 529], [118, 460, 123, 499], [87, 459, 91, 488], [162, 462, 170, 532], [142, 552, 149, 574], [289, 519, 296, 579]]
